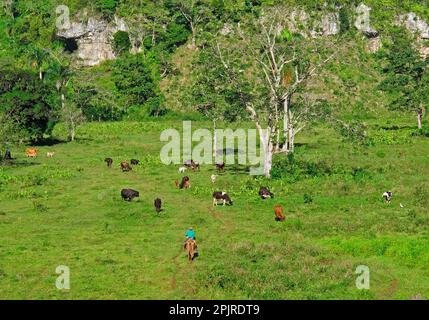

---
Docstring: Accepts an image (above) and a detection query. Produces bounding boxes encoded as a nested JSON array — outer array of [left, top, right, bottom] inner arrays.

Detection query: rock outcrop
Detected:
[[397, 13, 429, 39], [396, 13, 429, 58], [56, 16, 128, 66], [354, 3, 379, 38]]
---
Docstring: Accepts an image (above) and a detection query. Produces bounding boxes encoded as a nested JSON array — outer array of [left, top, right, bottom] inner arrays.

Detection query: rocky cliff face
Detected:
[[396, 12, 429, 58], [56, 16, 129, 66], [57, 4, 429, 67]]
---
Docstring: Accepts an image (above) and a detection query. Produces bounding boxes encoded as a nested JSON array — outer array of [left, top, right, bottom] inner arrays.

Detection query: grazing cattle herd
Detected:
[[1, 149, 399, 263]]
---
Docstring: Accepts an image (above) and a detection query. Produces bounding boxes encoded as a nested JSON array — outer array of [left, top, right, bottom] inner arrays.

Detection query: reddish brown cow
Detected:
[[274, 204, 285, 222], [120, 162, 132, 172], [26, 148, 38, 158]]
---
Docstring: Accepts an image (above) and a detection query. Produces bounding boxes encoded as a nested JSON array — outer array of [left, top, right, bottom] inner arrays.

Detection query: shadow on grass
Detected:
[[378, 125, 415, 131], [0, 159, 41, 168], [31, 137, 67, 147]]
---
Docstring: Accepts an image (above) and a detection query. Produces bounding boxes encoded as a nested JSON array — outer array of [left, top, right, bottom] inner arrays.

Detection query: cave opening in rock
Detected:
[[62, 38, 78, 53]]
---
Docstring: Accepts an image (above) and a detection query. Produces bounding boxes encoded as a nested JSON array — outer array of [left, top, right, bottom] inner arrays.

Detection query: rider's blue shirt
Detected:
[[185, 230, 195, 239]]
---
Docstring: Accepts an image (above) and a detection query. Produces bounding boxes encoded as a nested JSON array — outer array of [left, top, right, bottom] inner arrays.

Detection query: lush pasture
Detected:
[[0, 117, 428, 300]]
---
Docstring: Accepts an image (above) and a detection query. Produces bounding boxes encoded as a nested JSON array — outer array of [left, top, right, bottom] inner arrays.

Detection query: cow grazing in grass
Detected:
[[383, 191, 393, 203], [121, 189, 139, 201], [212, 191, 233, 206], [211, 174, 217, 183], [154, 198, 162, 213], [215, 162, 225, 171], [105, 158, 113, 168], [130, 159, 140, 165], [26, 148, 38, 158], [184, 159, 200, 171], [178, 166, 186, 173], [179, 176, 190, 189], [259, 187, 274, 199], [120, 161, 132, 172], [274, 204, 285, 221], [46, 152, 55, 158]]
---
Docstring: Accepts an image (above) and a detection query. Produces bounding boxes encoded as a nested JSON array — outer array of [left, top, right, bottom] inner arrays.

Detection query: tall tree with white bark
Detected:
[[206, 7, 339, 177]]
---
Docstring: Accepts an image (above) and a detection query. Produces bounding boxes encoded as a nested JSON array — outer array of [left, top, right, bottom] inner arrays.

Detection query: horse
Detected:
[[184, 238, 198, 262]]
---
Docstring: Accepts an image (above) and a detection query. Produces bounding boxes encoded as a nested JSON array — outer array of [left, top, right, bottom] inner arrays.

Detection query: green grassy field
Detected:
[[0, 116, 428, 300]]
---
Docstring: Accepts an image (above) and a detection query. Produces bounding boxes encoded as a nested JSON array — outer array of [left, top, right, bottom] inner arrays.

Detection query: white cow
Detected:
[[178, 166, 186, 173]]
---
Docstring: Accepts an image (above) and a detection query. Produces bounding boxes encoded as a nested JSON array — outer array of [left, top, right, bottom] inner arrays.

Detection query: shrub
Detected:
[[303, 193, 313, 204], [113, 31, 131, 56]]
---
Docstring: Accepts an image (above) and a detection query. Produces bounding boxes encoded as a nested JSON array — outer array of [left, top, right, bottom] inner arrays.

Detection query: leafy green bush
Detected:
[[95, 0, 118, 19], [271, 153, 335, 181]]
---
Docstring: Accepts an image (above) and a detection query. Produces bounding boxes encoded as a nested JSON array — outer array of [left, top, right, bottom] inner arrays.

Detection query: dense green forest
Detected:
[[1, 0, 428, 145]]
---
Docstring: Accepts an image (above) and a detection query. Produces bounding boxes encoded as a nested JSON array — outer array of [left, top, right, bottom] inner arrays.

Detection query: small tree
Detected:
[[172, 0, 210, 49], [61, 102, 85, 142], [28, 46, 48, 80]]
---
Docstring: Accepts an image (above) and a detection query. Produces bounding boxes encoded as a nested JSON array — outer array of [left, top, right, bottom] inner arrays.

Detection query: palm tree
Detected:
[[28, 46, 48, 81]]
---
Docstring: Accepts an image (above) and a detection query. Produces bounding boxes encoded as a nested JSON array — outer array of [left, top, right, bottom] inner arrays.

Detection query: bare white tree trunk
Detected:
[[190, 22, 196, 49], [418, 106, 423, 129], [282, 96, 290, 153], [288, 126, 295, 153], [264, 139, 273, 178], [70, 126, 75, 141], [248, 105, 274, 178]]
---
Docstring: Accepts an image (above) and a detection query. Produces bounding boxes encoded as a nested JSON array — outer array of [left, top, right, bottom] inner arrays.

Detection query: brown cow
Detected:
[[154, 198, 162, 213], [179, 176, 190, 189], [120, 162, 132, 172], [26, 148, 38, 158], [274, 204, 285, 222]]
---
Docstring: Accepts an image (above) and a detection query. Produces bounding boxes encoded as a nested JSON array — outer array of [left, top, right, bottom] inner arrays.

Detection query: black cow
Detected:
[[105, 158, 113, 168], [4, 149, 11, 160], [121, 189, 139, 201], [259, 187, 274, 199], [130, 159, 140, 165], [212, 191, 233, 206], [215, 162, 225, 171], [154, 198, 162, 213]]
